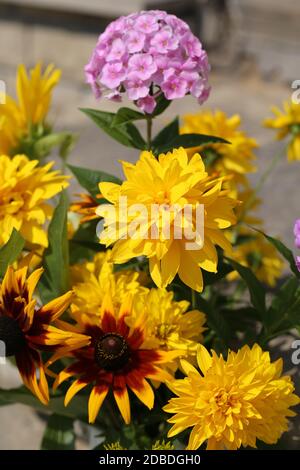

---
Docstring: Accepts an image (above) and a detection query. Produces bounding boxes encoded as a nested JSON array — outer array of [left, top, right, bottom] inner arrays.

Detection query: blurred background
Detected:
[[0, 0, 300, 449]]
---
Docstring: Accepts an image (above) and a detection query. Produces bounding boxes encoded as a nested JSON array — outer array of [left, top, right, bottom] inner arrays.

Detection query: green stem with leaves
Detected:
[[191, 289, 197, 309], [146, 115, 153, 150], [240, 150, 283, 220]]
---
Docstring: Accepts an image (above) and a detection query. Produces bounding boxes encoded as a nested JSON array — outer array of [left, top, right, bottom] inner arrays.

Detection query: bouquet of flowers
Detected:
[[0, 10, 300, 451]]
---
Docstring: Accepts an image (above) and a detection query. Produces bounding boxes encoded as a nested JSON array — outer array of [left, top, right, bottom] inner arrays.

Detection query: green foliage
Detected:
[[202, 257, 233, 285], [80, 108, 146, 150], [0, 386, 88, 421], [33, 132, 76, 161], [259, 229, 300, 278], [0, 229, 25, 277], [261, 277, 300, 342], [39, 192, 70, 303], [152, 94, 171, 116], [155, 133, 229, 155], [225, 257, 266, 315], [69, 220, 103, 264], [112, 107, 145, 126], [152, 117, 179, 151], [41, 414, 75, 450], [68, 163, 121, 199], [196, 294, 232, 350], [13, 124, 76, 162]]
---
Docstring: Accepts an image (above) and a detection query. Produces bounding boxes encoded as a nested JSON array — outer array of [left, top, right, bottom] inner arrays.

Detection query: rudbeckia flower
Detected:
[[264, 101, 300, 161], [181, 110, 258, 177], [70, 251, 148, 316], [0, 63, 61, 154], [0, 266, 89, 404], [164, 344, 299, 450], [127, 288, 206, 368], [54, 294, 179, 424], [70, 193, 102, 224], [97, 148, 237, 292], [0, 154, 69, 247]]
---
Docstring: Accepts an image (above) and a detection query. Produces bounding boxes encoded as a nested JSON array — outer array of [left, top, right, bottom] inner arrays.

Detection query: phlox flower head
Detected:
[[294, 219, 300, 272], [294, 219, 300, 249], [85, 10, 210, 113]]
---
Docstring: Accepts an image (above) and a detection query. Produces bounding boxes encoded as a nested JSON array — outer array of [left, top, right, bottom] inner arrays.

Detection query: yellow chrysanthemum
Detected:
[[0, 154, 69, 247], [181, 110, 258, 176], [70, 250, 148, 317], [103, 440, 174, 450], [128, 288, 206, 368], [151, 440, 175, 450], [103, 442, 126, 450], [264, 101, 300, 161], [227, 230, 284, 287], [164, 344, 300, 450], [97, 148, 237, 292], [0, 63, 61, 154]]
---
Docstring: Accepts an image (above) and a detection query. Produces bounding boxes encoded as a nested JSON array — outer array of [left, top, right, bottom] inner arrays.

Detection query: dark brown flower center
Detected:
[[0, 315, 26, 356], [94, 333, 130, 371]]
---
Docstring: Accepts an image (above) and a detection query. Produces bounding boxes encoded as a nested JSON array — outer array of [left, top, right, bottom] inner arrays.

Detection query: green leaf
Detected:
[[71, 239, 104, 253], [39, 192, 69, 302], [221, 306, 260, 345], [225, 257, 266, 315], [152, 117, 179, 150], [0, 386, 88, 421], [33, 132, 76, 160], [265, 277, 300, 333], [156, 133, 229, 154], [69, 220, 101, 264], [80, 108, 146, 149], [198, 298, 232, 349], [257, 229, 300, 278], [124, 122, 147, 150], [0, 229, 25, 277], [152, 94, 171, 116], [68, 163, 121, 199], [59, 134, 77, 160], [201, 148, 220, 167], [112, 107, 145, 126], [41, 413, 75, 450], [202, 259, 233, 285], [235, 233, 257, 246]]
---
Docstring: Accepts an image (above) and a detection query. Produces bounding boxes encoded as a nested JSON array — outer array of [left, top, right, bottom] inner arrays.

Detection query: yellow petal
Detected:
[[127, 377, 154, 410], [197, 344, 212, 374], [88, 385, 109, 424], [65, 379, 89, 406], [113, 382, 131, 424]]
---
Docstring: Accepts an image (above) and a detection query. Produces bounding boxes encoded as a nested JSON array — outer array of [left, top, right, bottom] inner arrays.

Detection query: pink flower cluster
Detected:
[[85, 10, 210, 114], [294, 219, 300, 271]]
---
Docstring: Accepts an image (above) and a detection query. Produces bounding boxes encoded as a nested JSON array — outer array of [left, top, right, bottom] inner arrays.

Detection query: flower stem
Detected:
[[146, 115, 153, 150], [191, 289, 197, 309], [240, 150, 283, 220]]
